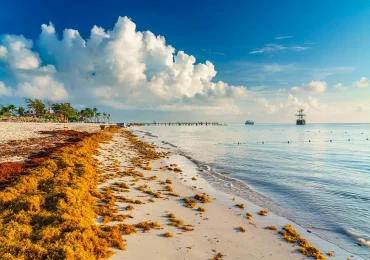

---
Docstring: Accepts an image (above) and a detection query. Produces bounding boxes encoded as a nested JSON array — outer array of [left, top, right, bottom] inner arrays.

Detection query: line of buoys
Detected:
[[254, 138, 369, 145]]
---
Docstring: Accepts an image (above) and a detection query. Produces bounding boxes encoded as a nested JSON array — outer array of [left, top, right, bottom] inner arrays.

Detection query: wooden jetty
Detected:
[[123, 122, 224, 126]]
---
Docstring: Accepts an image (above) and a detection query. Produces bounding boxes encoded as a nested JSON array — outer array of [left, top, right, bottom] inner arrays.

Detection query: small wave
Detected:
[[161, 141, 177, 147], [343, 229, 370, 248]]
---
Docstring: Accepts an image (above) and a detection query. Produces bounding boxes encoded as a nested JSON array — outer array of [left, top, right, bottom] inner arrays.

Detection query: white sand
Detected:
[[95, 130, 361, 260], [0, 122, 101, 143]]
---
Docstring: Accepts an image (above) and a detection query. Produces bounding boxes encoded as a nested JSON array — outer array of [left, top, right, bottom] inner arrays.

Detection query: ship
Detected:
[[296, 109, 306, 125], [245, 120, 254, 125]]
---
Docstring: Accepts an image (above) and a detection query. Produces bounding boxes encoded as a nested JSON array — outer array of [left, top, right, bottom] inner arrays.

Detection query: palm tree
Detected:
[[107, 114, 111, 124], [102, 112, 107, 123], [17, 106, 25, 116], [92, 108, 98, 123], [8, 104, 16, 114], [96, 112, 101, 123]]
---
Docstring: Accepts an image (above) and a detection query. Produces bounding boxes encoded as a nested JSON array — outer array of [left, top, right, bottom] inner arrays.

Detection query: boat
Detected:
[[245, 120, 254, 125], [296, 109, 306, 125]]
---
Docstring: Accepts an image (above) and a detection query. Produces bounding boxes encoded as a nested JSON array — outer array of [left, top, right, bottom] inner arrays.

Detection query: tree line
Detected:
[[0, 98, 111, 123]]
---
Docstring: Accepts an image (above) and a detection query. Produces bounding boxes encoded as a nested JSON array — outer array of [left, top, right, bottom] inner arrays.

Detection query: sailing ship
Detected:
[[296, 109, 306, 125], [245, 120, 254, 125]]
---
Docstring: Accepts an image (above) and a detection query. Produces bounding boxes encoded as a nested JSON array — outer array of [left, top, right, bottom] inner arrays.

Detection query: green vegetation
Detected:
[[0, 98, 110, 123]]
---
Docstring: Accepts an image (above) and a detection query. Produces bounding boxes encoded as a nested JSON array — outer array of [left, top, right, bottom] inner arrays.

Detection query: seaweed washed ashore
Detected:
[[0, 125, 357, 259]]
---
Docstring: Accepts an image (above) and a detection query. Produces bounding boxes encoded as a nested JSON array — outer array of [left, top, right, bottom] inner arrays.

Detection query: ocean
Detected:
[[133, 123, 370, 259]]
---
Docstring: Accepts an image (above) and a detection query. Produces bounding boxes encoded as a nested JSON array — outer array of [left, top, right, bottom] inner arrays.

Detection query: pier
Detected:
[[123, 122, 225, 126]]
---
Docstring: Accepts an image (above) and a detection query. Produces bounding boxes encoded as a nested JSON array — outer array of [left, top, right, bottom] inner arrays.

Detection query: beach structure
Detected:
[[296, 109, 306, 125], [122, 122, 224, 126]]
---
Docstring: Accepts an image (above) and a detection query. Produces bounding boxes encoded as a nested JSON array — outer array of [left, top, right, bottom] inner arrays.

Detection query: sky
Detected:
[[0, 0, 369, 123]]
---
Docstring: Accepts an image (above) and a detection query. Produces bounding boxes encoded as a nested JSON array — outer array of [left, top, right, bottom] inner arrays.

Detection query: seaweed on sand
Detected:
[[0, 126, 127, 259]]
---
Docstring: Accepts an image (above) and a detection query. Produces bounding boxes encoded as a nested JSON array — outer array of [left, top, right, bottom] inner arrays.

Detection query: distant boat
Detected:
[[245, 120, 254, 125], [296, 109, 306, 125]]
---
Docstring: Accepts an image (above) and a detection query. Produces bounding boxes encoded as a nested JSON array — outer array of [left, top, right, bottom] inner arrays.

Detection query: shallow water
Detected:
[[134, 123, 370, 258]]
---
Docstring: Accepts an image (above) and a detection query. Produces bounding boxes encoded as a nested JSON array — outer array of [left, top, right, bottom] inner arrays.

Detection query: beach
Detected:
[[0, 123, 364, 259]]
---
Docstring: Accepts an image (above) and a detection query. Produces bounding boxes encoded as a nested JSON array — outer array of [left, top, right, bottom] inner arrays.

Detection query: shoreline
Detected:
[[95, 128, 362, 259], [130, 127, 366, 260], [0, 123, 365, 259]]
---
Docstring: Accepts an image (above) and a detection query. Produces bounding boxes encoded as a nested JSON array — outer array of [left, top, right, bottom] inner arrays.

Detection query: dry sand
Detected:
[[0, 122, 100, 143], [95, 129, 361, 260], [0, 122, 102, 162]]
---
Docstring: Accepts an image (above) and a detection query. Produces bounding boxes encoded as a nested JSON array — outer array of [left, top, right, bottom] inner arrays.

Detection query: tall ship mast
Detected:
[[296, 109, 306, 125]]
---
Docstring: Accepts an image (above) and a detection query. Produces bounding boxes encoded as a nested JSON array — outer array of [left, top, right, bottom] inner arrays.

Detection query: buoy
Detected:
[[288, 141, 290, 144], [309, 140, 311, 142], [348, 139, 350, 141], [366, 138, 369, 141], [262, 141, 264, 144], [330, 140, 332, 142]]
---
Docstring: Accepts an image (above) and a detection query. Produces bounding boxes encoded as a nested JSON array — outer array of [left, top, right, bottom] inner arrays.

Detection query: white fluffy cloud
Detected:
[[353, 77, 369, 88], [258, 93, 325, 114], [0, 17, 248, 110], [291, 81, 327, 93], [333, 83, 347, 91], [0, 81, 12, 96]]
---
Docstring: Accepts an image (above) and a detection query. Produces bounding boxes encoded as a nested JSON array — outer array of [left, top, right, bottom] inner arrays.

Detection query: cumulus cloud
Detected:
[[353, 77, 369, 88], [0, 17, 248, 110], [258, 93, 325, 114], [0, 81, 12, 96], [0, 35, 40, 70], [291, 81, 327, 93], [333, 83, 347, 91]]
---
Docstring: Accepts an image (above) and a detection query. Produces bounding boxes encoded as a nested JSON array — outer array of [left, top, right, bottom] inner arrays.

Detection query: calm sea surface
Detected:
[[135, 123, 370, 258]]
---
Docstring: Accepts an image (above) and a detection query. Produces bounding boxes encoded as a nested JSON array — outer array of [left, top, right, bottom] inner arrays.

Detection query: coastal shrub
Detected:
[[0, 126, 124, 259], [246, 212, 252, 220], [165, 179, 172, 184], [235, 203, 245, 209]]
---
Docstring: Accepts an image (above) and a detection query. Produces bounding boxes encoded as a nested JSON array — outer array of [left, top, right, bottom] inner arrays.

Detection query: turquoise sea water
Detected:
[[135, 123, 370, 258]]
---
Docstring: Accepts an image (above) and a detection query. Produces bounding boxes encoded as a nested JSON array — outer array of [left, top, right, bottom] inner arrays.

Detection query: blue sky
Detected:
[[0, 0, 369, 122]]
